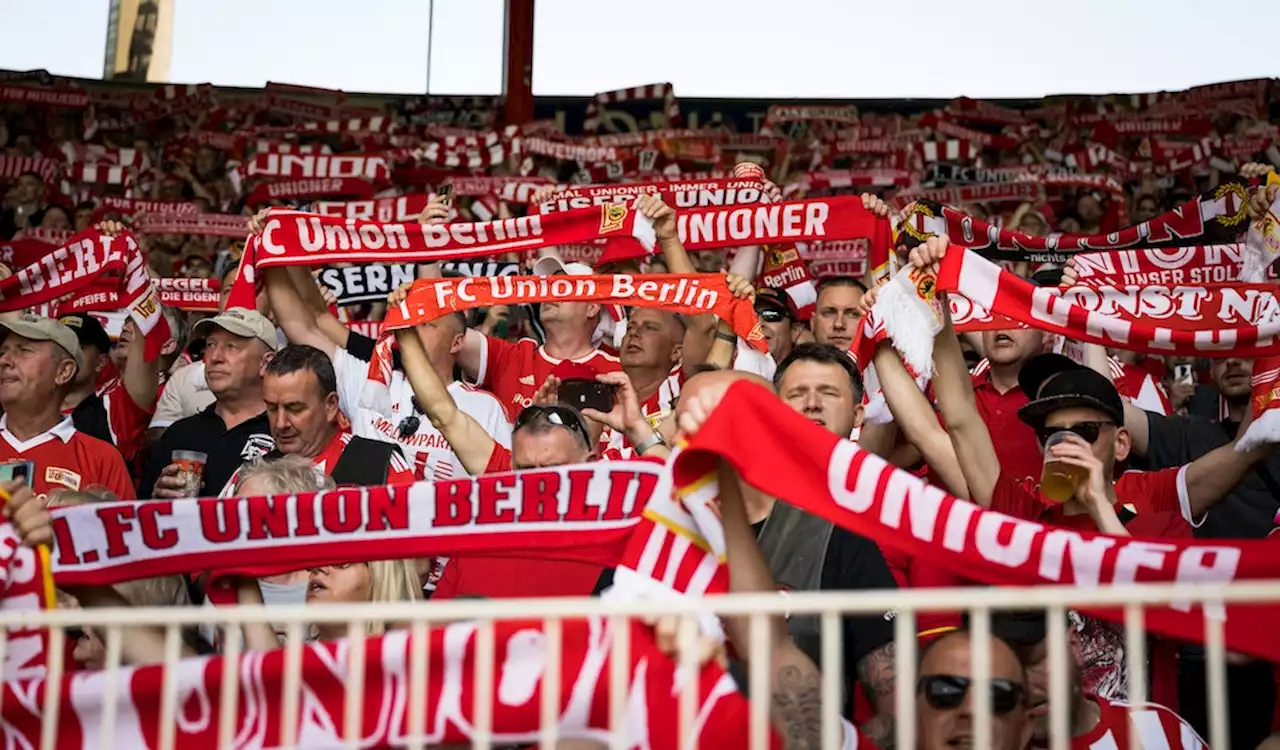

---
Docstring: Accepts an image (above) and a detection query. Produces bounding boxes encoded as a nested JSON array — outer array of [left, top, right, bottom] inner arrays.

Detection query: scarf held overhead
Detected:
[[935, 247, 1280, 356], [0, 228, 169, 359]]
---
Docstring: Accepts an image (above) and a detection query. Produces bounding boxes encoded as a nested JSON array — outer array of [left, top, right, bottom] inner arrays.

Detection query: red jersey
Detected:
[[969, 360, 1043, 483], [991, 466, 1193, 538], [475, 336, 621, 421], [1111, 358, 1172, 416], [1072, 696, 1206, 750], [0, 416, 136, 501], [66, 378, 153, 463]]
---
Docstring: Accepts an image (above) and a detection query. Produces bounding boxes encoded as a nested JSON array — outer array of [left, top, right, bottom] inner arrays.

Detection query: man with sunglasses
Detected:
[[755, 288, 803, 363], [918, 629, 1033, 750], [986, 611, 1204, 750]]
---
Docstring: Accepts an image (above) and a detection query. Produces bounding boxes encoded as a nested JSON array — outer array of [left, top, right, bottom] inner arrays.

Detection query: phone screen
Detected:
[[0, 461, 34, 484], [559, 380, 614, 413], [437, 184, 454, 207], [1175, 364, 1194, 384]]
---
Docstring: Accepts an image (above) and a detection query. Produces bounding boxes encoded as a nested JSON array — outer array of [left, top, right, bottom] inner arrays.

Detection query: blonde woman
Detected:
[[231, 456, 421, 650]]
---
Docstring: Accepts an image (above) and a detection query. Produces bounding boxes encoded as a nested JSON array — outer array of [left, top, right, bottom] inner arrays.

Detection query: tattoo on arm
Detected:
[[856, 641, 898, 714], [861, 712, 898, 750], [771, 664, 823, 750]]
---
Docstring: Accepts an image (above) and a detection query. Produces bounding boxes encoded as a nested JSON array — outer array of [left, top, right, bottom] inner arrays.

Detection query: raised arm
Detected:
[[873, 344, 970, 498], [262, 267, 336, 356], [1182, 413, 1271, 522], [394, 327, 496, 475], [119, 318, 161, 411], [914, 237, 1002, 506]]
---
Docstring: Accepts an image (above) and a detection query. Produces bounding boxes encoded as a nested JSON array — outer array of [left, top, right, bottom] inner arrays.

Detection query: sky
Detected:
[[1, 0, 1277, 99]]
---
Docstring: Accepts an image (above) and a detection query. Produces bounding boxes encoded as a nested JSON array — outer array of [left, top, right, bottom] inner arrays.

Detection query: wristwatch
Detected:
[[633, 430, 667, 455]]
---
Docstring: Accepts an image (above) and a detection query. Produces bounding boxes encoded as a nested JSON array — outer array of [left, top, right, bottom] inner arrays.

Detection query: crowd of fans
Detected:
[[1, 69, 1279, 749]]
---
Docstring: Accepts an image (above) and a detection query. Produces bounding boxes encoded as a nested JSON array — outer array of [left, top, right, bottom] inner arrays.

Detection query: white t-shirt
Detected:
[[332, 347, 513, 481], [150, 361, 216, 429]]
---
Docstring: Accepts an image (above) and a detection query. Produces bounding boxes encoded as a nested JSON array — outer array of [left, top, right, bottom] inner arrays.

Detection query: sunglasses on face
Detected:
[[918, 675, 1025, 714], [757, 308, 790, 323], [515, 404, 591, 443], [1035, 421, 1113, 446]]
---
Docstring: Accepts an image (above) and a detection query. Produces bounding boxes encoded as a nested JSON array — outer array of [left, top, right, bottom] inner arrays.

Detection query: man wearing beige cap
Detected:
[[0, 312, 136, 501], [142, 308, 280, 499]]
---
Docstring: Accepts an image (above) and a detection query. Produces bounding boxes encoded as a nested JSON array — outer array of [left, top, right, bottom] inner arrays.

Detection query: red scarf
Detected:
[[244, 176, 375, 204], [898, 182, 1252, 262], [0, 228, 169, 359], [313, 194, 433, 223], [533, 177, 767, 213], [759, 244, 817, 319], [1068, 243, 1272, 287], [134, 212, 247, 237], [228, 198, 890, 307], [936, 247, 1280, 356]]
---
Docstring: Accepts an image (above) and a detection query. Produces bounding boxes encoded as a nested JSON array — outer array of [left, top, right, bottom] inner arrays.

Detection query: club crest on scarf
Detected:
[[599, 202, 629, 234]]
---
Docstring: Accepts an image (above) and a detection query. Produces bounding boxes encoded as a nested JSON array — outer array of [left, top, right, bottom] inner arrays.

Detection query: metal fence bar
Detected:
[[343, 619, 367, 748], [969, 607, 992, 750], [157, 623, 181, 750], [1204, 606, 1229, 750], [1046, 606, 1069, 750], [279, 620, 305, 747], [608, 615, 630, 750], [39, 626, 64, 750], [893, 608, 917, 750], [538, 617, 562, 750], [216, 623, 242, 749], [1123, 604, 1148, 750], [101, 624, 124, 750], [748, 613, 770, 750], [10, 582, 1280, 629], [820, 611, 841, 749], [473, 619, 495, 750], [677, 616, 697, 750], [406, 619, 429, 750]]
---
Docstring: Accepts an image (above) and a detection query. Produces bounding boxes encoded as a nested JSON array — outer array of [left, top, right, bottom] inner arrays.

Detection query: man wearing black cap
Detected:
[[59, 313, 161, 465], [986, 610, 1203, 750], [915, 237, 1268, 532], [755, 287, 802, 363]]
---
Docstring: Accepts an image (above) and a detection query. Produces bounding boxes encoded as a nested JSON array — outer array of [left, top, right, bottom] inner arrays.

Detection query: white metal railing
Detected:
[[4, 581, 1263, 750]]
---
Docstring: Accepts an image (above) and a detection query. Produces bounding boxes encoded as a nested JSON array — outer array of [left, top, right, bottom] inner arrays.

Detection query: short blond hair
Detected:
[[234, 454, 334, 495]]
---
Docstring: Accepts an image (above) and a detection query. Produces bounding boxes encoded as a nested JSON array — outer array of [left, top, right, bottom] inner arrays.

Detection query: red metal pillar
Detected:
[[502, 0, 535, 125]]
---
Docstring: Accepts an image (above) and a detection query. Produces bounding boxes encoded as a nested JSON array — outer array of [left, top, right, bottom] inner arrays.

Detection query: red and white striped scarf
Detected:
[[0, 228, 170, 359], [583, 82, 680, 132], [0, 155, 60, 183]]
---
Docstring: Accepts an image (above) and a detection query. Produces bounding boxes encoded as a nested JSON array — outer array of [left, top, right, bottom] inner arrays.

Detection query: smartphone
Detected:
[[0, 461, 34, 484], [1174, 364, 1194, 385], [558, 380, 614, 413], [437, 183, 454, 207]]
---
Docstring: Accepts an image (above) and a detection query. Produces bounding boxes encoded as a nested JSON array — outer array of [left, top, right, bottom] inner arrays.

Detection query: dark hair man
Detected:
[[811, 276, 867, 352], [220, 344, 413, 492]]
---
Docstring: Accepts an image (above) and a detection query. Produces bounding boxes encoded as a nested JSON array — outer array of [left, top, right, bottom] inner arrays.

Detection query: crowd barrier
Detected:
[[3, 581, 1267, 750]]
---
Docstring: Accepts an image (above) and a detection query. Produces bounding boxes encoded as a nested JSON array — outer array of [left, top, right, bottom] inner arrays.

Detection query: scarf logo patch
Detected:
[[598, 204, 628, 234]]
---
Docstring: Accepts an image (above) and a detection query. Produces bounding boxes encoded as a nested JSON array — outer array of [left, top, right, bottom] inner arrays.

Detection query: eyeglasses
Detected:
[[757, 307, 789, 323], [515, 404, 591, 444], [1035, 421, 1113, 446], [917, 675, 1025, 714]]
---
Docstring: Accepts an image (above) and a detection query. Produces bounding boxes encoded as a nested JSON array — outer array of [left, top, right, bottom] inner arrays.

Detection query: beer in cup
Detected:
[[1040, 431, 1085, 503], [171, 450, 207, 497]]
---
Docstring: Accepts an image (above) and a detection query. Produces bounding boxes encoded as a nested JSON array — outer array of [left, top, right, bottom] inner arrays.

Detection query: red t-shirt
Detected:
[[969, 365, 1044, 484], [475, 336, 622, 421], [991, 466, 1193, 538], [433, 454, 665, 600], [1071, 696, 1203, 750], [0, 417, 136, 501]]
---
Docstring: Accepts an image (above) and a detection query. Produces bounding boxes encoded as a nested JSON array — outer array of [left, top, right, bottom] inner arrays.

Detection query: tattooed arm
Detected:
[[716, 461, 839, 749], [856, 642, 898, 749]]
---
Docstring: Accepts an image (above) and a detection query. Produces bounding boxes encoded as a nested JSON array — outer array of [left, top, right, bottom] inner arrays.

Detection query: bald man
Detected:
[[918, 630, 1032, 750]]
